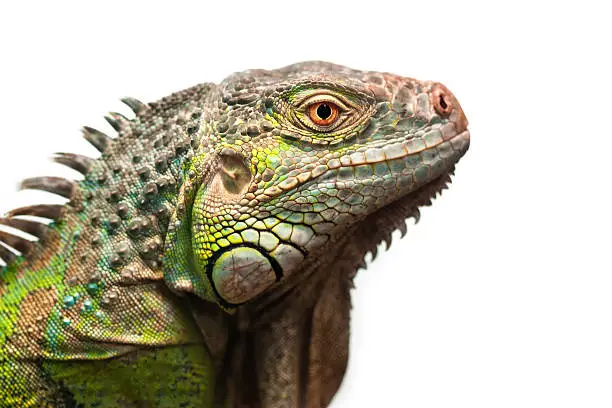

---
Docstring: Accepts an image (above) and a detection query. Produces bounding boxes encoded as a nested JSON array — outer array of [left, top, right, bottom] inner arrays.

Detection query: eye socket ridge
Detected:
[[295, 93, 352, 112]]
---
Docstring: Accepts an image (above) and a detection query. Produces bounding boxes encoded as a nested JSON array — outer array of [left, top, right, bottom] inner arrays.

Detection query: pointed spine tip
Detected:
[[52, 153, 93, 175], [6, 204, 63, 220], [121, 97, 146, 114], [104, 114, 122, 132], [0, 218, 48, 239], [82, 126, 111, 152], [20, 177, 75, 199]]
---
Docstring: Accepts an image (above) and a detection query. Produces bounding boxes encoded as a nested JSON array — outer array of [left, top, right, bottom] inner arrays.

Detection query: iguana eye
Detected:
[[308, 102, 339, 126], [279, 87, 374, 140], [296, 94, 350, 133]]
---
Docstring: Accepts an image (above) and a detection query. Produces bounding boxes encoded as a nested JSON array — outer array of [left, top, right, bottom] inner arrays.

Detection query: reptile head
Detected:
[[164, 61, 469, 308]]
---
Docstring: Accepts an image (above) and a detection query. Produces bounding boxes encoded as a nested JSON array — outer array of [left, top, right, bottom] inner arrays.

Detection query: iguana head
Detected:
[[164, 61, 469, 308]]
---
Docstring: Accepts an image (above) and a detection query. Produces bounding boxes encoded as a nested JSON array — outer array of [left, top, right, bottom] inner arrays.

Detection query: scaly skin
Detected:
[[0, 61, 469, 407]]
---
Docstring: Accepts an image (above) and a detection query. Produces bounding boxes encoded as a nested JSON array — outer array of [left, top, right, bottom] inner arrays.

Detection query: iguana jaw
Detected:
[[241, 164, 465, 319], [291, 126, 470, 248], [284, 127, 470, 279], [186, 126, 470, 308]]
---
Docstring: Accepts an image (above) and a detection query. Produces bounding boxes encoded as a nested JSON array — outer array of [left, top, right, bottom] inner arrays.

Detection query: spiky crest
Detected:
[[0, 82, 213, 268], [0, 97, 144, 266]]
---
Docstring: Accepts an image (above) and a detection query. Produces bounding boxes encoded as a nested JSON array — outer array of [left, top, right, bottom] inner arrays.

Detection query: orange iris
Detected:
[[308, 102, 339, 127]]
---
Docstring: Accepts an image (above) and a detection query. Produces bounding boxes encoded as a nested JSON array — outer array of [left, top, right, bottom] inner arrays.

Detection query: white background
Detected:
[[1, 1, 611, 407]]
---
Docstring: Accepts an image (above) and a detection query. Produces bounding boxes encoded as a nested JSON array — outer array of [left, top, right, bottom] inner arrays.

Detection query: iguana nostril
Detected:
[[439, 94, 448, 110], [218, 152, 251, 195], [432, 84, 454, 117]]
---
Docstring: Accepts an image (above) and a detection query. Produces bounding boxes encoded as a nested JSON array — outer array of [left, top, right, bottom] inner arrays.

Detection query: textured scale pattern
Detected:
[[0, 62, 469, 407]]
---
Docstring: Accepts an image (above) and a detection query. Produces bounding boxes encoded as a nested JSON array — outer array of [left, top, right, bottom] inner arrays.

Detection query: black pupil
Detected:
[[316, 103, 332, 120]]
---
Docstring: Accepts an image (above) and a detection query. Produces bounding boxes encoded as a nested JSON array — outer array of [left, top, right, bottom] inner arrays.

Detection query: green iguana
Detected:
[[0, 61, 470, 407]]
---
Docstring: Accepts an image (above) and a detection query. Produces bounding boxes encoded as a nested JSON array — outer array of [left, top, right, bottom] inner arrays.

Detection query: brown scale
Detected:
[[4, 287, 59, 358]]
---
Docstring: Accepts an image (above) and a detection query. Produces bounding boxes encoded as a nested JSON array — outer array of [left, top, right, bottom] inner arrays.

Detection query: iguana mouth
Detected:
[[260, 128, 470, 200], [334, 129, 470, 171], [243, 166, 461, 322], [335, 129, 469, 270], [249, 128, 470, 272]]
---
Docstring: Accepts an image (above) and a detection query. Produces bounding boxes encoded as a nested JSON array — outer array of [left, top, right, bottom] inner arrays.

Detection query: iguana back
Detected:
[[0, 62, 470, 407]]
